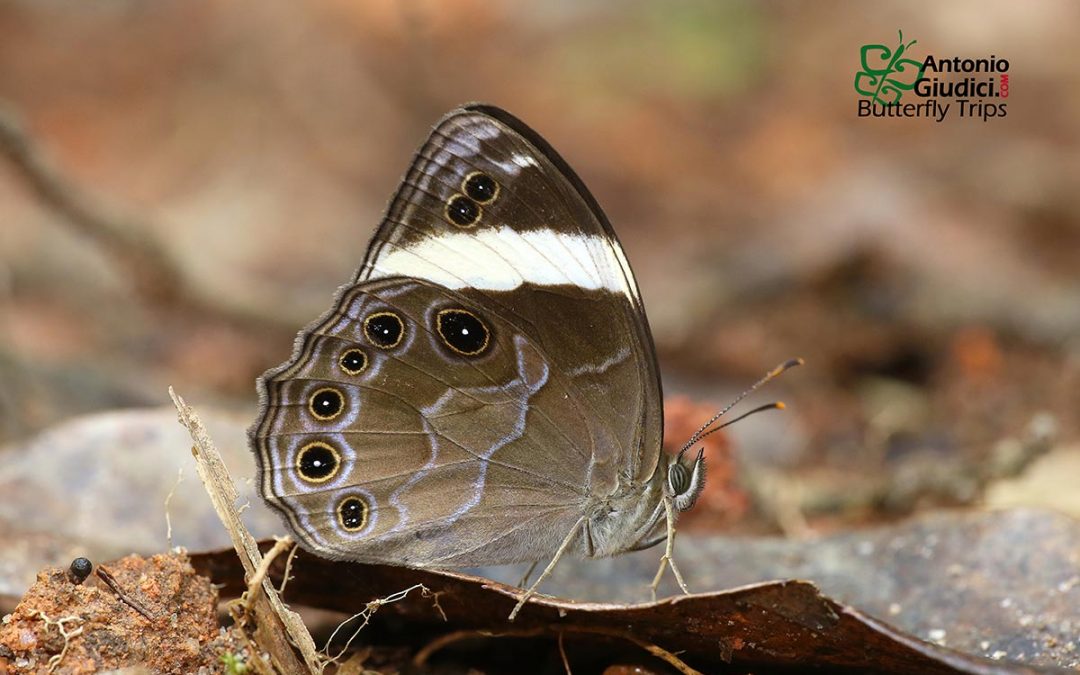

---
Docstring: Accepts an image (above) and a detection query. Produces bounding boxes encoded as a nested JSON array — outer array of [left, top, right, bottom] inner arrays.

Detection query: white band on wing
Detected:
[[369, 226, 632, 294]]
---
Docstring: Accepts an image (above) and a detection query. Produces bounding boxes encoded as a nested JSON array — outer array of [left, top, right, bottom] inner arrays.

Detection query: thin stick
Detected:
[[276, 539, 301, 594], [558, 631, 572, 675], [245, 537, 294, 612], [0, 102, 297, 336], [163, 467, 183, 548], [95, 565, 156, 621], [325, 583, 434, 663], [170, 387, 321, 674]]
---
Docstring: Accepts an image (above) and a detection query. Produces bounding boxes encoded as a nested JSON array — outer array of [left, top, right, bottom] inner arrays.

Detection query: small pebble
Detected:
[[68, 557, 93, 584]]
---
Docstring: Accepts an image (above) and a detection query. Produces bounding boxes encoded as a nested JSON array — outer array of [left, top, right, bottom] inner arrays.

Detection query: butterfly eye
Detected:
[[463, 172, 498, 204], [337, 495, 369, 532], [296, 441, 341, 483], [436, 308, 490, 356], [669, 450, 706, 511], [364, 311, 405, 349], [309, 387, 345, 421], [339, 348, 368, 375], [445, 194, 481, 227], [668, 462, 690, 495]]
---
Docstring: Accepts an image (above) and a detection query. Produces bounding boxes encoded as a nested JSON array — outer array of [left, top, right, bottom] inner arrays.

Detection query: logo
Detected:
[[855, 31, 1009, 122], [855, 30, 924, 105]]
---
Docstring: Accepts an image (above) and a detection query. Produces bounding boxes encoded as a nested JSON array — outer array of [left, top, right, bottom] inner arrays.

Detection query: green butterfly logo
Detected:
[[855, 30, 925, 104]]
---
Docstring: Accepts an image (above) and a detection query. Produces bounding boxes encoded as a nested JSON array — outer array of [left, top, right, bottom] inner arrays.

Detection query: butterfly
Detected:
[[249, 104, 797, 618]]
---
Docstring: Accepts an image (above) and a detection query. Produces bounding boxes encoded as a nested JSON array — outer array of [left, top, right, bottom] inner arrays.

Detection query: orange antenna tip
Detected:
[[767, 358, 803, 378]]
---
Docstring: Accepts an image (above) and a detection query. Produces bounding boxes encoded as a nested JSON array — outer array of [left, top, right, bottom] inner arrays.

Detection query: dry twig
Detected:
[[95, 565, 157, 621], [170, 387, 323, 674], [325, 583, 445, 664]]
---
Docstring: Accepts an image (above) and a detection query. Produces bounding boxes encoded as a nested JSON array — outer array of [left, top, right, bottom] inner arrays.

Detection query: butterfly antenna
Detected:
[[695, 402, 786, 443], [677, 358, 803, 456]]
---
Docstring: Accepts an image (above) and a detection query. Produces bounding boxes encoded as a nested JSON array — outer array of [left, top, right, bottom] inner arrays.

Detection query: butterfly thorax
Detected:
[[583, 460, 669, 558], [584, 447, 706, 558]]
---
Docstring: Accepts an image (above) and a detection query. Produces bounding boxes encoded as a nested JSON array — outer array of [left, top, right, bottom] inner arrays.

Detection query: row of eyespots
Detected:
[[360, 307, 492, 357], [294, 309, 492, 516], [301, 314, 397, 423], [298, 313, 397, 427], [304, 354, 358, 423], [445, 171, 498, 228], [306, 309, 490, 421]]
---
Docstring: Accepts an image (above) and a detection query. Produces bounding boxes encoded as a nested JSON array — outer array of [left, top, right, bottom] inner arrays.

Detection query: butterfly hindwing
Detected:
[[253, 278, 614, 565]]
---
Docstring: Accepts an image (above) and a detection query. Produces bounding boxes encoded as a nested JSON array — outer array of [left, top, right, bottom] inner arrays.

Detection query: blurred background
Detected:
[[1, 0, 1078, 538]]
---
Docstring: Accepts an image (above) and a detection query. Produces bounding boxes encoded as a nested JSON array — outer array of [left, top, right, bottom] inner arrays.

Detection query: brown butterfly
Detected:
[[250, 104, 796, 618]]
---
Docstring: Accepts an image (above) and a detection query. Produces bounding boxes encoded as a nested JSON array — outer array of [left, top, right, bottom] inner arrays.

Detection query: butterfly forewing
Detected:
[[361, 105, 663, 485]]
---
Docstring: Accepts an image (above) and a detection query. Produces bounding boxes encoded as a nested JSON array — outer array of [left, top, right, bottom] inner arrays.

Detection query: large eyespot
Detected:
[[364, 311, 404, 349], [463, 172, 498, 204], [445, 194, 481, 227], [436, 308, 490, 356], [309, 387, 344, 421], [296, 441, 340, 484], [337, 495, 369, 532], [339, 348, 368, 376]]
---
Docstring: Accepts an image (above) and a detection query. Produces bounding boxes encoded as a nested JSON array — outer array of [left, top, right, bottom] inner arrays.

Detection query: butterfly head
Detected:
[[664, 358, 804, 514], [666, 447, 706, 511]]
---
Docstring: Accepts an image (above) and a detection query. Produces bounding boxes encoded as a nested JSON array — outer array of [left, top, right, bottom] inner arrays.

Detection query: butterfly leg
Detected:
[[508, 516, 586, 621], [516, 560, 540, 588], [649, 495, 690, 601]]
